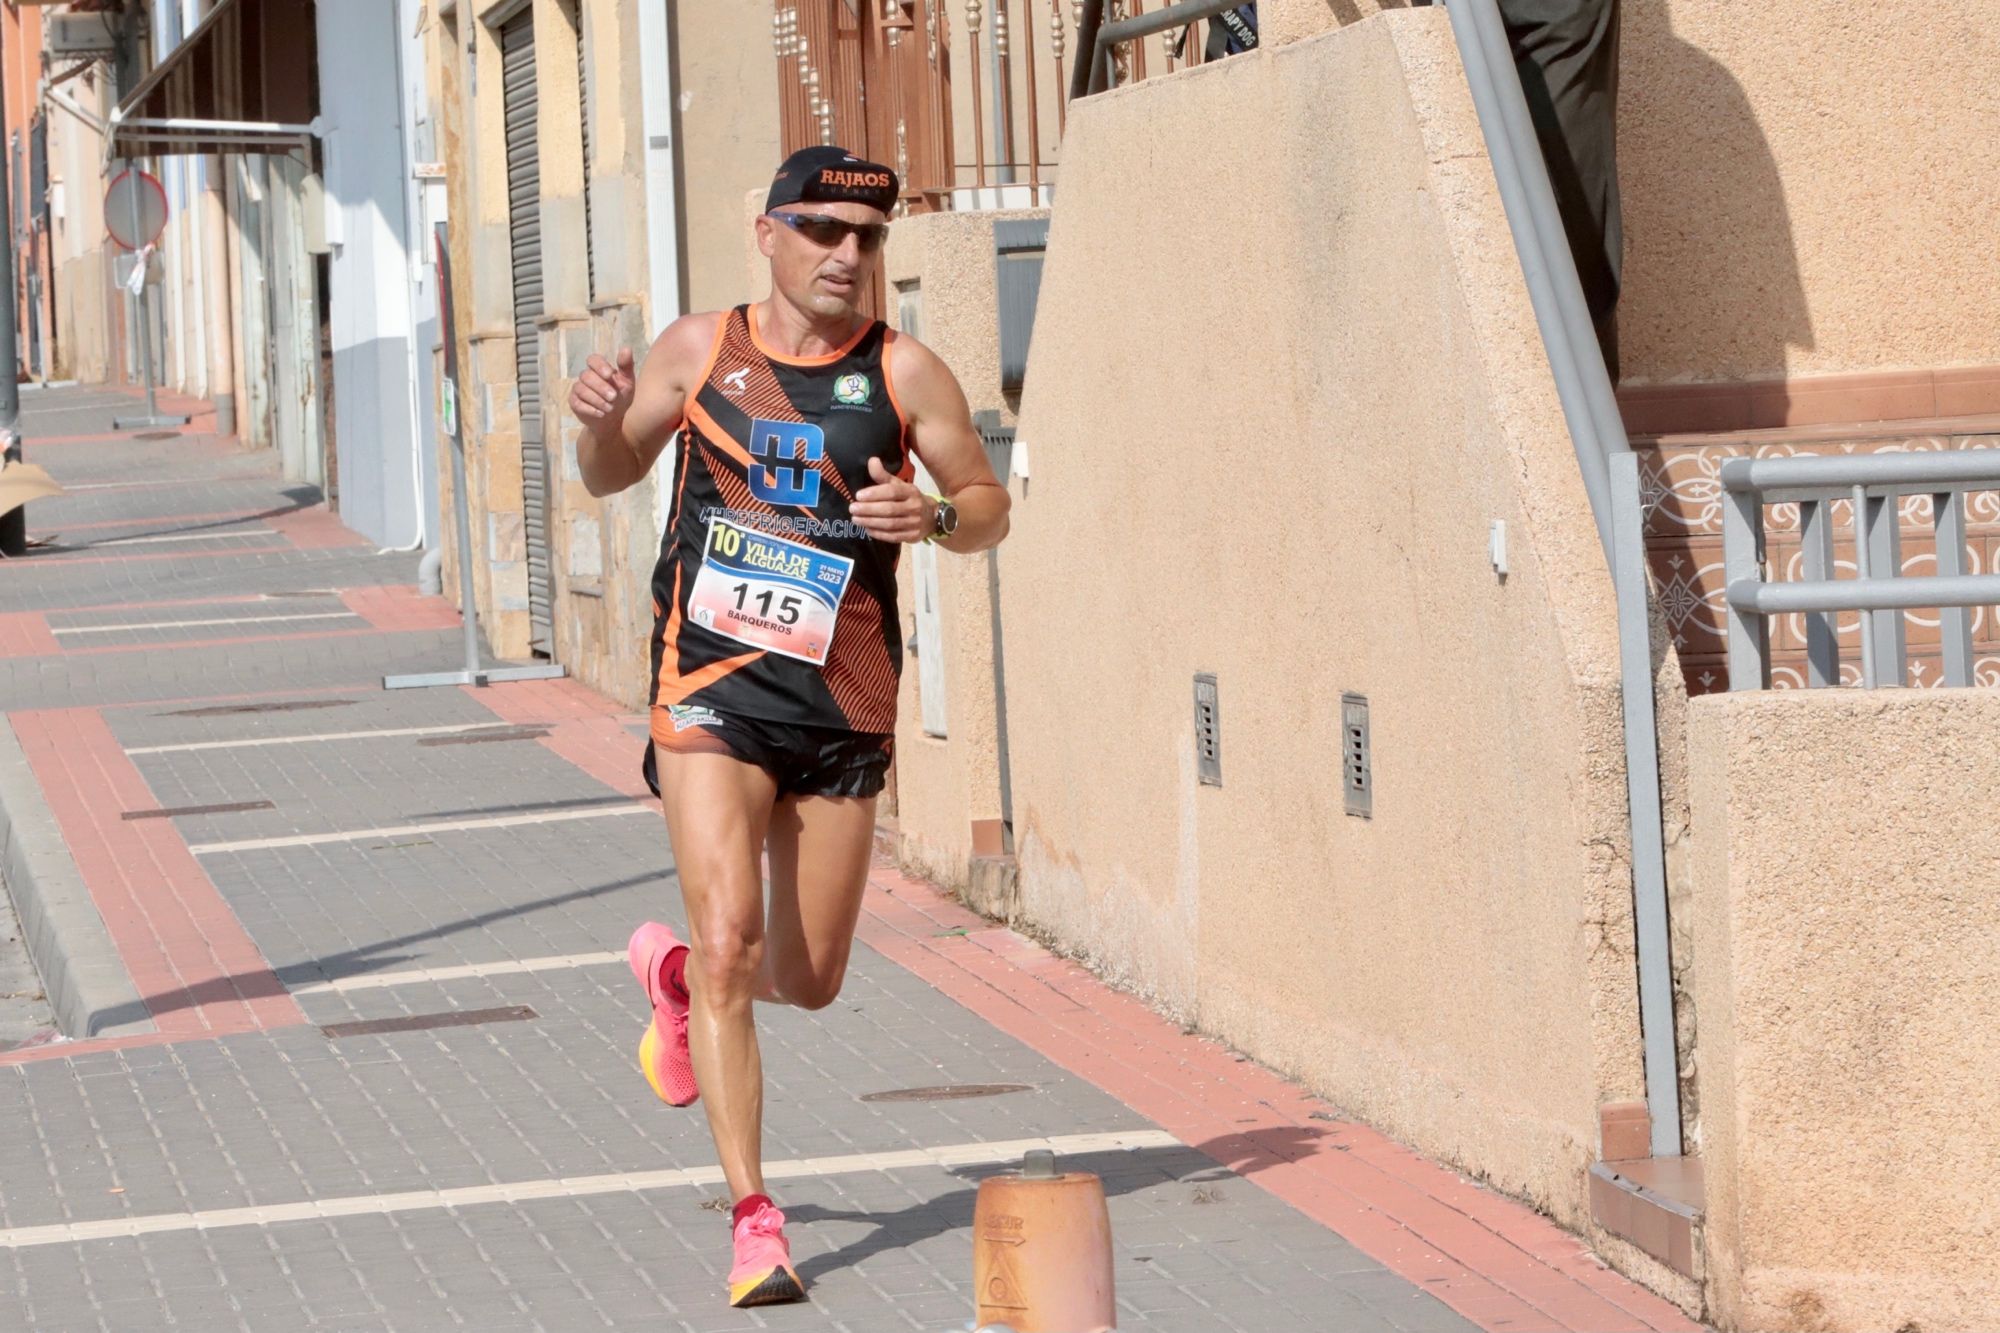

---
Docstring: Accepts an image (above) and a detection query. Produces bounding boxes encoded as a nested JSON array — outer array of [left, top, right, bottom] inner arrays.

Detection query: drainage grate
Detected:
[[164, 699, 355, 718], [859, 1084, 1033, 1103], [123, 800, 274, 821], [320, 1006, 537, 1039], [417, 726, 552, 747], [1194, 673, 1222, 787], [1342, 693, 1371, 819]]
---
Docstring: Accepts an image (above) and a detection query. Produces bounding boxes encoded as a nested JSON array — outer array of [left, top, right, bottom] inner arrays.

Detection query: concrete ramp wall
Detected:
[[1002, 8, 1647, 1227]]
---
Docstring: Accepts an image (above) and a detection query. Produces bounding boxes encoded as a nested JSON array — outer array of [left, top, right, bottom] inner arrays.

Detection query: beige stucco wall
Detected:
[[1004, 9, 1648, 1228], [1618, 0, 2000, 386], [676, 0, 781, 311], [53, 257, 110, 385], [1271, 0, 2000, 387], [880, 210, 1044, 888], [47, 66, 114, 384], [1262, 0, 1404, 47], [1688, 689, 2000, 1333], [543, 300, 661, 707], [435, 0, 775, 681]]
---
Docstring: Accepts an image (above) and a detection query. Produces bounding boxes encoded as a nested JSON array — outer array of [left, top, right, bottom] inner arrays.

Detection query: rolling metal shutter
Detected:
[[503, 13, 554, 656]]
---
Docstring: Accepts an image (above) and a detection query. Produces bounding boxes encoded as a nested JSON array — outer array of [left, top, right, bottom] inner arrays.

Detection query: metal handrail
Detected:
[[1443, 0, 1678, 1161], [1722, 450, 2000, 495], [1735, 574, 2000, 615], [1075, 0, 1248, 98], [1722, 449, 2000, 691]]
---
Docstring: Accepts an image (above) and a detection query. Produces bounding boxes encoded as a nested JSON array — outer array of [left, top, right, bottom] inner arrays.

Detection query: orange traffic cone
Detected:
[[973, 1149, 1116, 1332]]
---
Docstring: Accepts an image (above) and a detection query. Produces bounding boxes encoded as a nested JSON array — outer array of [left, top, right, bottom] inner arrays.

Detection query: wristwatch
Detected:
[[927, 494, 958, 544]]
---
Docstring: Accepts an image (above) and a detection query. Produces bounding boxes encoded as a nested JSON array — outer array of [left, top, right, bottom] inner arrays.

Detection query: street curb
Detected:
[[0, 716, 154, 1040]]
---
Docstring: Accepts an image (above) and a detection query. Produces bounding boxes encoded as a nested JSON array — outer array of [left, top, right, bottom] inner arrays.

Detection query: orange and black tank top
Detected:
[[648, 304, 912, 736]]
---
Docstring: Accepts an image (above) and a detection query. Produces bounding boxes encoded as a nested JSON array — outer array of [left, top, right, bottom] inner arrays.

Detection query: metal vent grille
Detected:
[[1194, 673, 1221, 787], [1342, 693, 1371, 818]]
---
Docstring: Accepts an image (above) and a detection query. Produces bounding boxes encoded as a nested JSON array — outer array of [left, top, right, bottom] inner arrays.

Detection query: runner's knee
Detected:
[[781, 969, 845, 1012], [690, 921, 764, 997]]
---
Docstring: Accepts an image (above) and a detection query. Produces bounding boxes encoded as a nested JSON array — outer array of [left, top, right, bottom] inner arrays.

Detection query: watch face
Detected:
[[939, 501, 959, 535]]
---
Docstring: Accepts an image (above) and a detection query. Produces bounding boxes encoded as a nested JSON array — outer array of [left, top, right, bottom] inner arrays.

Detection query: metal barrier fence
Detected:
[[1721, 451, 2000, 691]]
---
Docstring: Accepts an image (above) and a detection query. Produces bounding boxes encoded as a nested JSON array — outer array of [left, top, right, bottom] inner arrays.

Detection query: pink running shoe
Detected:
[[627, 922, 697, 1107], [727, 1197, 805, 1307]]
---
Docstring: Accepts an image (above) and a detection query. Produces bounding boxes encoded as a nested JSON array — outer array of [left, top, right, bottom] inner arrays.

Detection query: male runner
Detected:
[[567, 146, 1010, 1308]]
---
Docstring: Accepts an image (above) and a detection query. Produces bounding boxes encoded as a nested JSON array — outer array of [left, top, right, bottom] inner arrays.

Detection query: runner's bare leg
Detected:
[[658, 750, 780, 1203], [761, 795, 876, 1010]]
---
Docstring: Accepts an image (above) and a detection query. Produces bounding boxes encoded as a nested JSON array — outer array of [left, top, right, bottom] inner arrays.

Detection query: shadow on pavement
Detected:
[[104, 867, 675, 1029], [785, 1135, 1327, 1284]]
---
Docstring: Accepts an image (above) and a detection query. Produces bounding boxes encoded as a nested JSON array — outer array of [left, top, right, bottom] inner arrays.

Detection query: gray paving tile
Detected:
[[0, 388, 1482, 1333]]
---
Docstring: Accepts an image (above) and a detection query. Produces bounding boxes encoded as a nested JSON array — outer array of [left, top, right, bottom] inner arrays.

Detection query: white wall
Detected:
[[400, 0, 442, 548], [318, 0, 423, 547]]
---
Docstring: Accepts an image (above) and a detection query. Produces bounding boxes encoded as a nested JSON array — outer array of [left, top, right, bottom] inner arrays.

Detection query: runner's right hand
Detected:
[[571, 349, 636, 427]]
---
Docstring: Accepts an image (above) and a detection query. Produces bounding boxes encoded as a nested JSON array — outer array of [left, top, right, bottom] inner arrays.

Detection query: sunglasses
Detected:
[[768, 211, 891, 253]]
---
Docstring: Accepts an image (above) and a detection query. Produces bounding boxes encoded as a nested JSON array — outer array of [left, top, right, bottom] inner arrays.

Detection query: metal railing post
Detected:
[[1071, 0, 1107, 97], [1800, 497, 1839, 687], [1856, 488, 1909, 687], [1611, 453, 1680, 1161], [1724, 485, 1769, 691], [1934, 490, 1975, 687]]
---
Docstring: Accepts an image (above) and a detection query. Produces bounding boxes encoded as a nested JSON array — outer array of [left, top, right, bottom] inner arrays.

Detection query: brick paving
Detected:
[[0, 387, 1702, 1332]]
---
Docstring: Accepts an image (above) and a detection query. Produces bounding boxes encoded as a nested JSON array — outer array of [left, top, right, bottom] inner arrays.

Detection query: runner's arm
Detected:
[[571, 313, 718, 498], [857, 334, 1009, 553]]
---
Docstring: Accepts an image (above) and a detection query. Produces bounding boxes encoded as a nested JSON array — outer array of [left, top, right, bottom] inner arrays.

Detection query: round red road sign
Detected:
[[105, 168, 169, 251]]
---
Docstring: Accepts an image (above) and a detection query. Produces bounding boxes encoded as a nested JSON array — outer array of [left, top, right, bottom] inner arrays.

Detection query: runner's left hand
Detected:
[[852, 456, 937, 545]]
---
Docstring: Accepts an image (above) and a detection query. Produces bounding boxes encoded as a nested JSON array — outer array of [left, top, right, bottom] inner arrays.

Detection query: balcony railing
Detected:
[[771, 0, 1239, 212], [1721, 450, 2000, 690]]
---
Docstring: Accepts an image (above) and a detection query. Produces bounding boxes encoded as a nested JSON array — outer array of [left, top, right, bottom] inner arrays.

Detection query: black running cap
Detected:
[[766, 146, 899, 215]]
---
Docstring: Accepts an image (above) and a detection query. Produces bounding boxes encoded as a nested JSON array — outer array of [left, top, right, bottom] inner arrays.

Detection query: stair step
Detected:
[[1590, 1154, 1704, 1279]]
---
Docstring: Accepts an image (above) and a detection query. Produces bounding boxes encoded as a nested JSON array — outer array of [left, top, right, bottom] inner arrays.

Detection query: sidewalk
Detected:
[[0, 386, 1703, 1333]]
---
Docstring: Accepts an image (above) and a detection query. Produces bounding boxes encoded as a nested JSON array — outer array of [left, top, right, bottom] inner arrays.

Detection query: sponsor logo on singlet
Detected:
[[699, 506, 868, 541], [666, 704, 722, 732], [832, 373, 871, 407], [747, 418, 824, 508]]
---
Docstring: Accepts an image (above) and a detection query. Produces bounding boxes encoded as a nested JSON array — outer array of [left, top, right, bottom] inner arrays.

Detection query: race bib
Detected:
[[687, 515, 852, 667]]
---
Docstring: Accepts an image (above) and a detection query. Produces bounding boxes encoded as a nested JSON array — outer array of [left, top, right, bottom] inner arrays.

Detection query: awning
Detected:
[[107, 0, 319, 158]]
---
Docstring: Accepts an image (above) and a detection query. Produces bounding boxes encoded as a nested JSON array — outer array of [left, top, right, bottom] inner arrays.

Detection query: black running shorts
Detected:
[[645, 704, 893, 800]]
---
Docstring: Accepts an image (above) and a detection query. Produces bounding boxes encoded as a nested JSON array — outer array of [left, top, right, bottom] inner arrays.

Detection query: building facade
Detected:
[[423, 0, 781, 699], [26, 0, 435, 550]]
